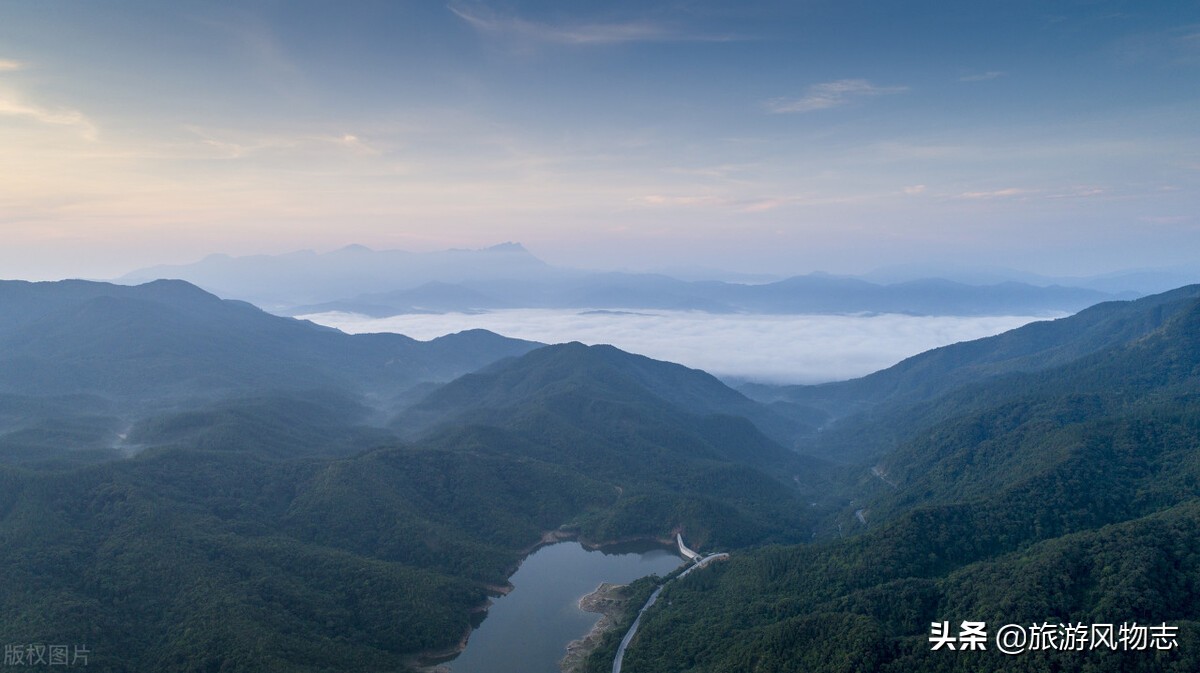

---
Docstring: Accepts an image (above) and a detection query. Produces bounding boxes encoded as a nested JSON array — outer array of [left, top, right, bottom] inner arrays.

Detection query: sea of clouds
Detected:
[[301, 309, 1058, 384]]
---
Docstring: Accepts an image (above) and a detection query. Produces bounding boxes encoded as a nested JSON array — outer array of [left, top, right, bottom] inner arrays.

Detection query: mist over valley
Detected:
[[304, 307, 1052, 384]]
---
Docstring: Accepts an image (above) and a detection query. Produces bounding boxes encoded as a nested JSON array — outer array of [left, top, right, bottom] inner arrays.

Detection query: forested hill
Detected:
[[397, 341, 817, 449], [745, 284, 1200, 417], [0, 281, 832, 671], [620, 293, 1200, 673], [10, 276, 1200, 672], [0, 279, 539, 466], [0, 278, 541, 401], [752, 284, 1200, 463], [390, 341, 839, 550]]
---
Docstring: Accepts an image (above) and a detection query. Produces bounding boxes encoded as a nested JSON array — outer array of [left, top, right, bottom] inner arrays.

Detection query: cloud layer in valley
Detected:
[[303, 309, 1052, 384]]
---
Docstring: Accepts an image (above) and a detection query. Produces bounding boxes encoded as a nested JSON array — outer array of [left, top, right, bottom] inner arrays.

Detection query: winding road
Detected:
[[611, 536, 729, 673]]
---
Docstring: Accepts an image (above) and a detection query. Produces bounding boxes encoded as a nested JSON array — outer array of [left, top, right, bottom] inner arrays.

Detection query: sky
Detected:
[[1, 0, 1198, 280]]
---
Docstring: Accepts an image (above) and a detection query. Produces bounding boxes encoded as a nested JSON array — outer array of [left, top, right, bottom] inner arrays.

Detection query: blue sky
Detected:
[[1, 0, 1197, 279]]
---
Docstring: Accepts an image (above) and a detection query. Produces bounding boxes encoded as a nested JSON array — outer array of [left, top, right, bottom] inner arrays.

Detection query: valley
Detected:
[[2, 279, 1199, 672]]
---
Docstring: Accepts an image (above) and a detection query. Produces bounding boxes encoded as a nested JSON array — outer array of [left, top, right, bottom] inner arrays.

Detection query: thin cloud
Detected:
[[0, 91, 97, 140], [639, 194, 724, 207], [185, 126, 382, 159], [1044, 186, 1105, 199], [335, 133, 382, 156], [448, 3, 732, 45], [957, 186, 1105, 201], [666, 163, 759, 180], [765, 79, 908, 114], [737, 197, 796, 213], [637, 194, 804, 212], [958, 187, 1032, 200], [1139, 215, 1190, 225], [0, 59, 24, 72], [959, 71, 1005, 82]]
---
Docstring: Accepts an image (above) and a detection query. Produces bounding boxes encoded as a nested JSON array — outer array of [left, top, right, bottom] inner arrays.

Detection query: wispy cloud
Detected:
[[448, 3, 732, 45], [0, 61, 94, 138], [957, 186, 1108, 201], [958, 188, 1032, 199], [1044, 186, 1105, 199], [637, 194, 807, 213], [184, 126, 382, 159], [639, 194, 724, 207], [765, 79, 907, 114], [1139, 215, 1191, 225], [666, 163, 759, 181], [959, 71, 1005, 82], [0, 90, 97, 140], [638, 193, 854, 213], [739, 198, 794, 213]]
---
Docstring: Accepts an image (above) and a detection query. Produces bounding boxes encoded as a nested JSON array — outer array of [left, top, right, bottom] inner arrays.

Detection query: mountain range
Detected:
[[0, 277, 831, 671], [617, 287, 1200, 673], [120, 244, 1135, 317], [742, 283, 1200, 461], [3, 277, 1200, 671], [0, 279, 539, 465]]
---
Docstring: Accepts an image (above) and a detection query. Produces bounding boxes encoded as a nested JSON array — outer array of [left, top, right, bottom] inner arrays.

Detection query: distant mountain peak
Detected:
[[136, 278, 224, 301], [334, 244, 374, 254], [485, 242, 528, 253]]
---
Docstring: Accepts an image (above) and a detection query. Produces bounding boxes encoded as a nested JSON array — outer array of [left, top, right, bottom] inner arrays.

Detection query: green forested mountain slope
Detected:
[[780, 284, 1200, 463], [0, 279, 540, 401], [622, 296, 1200, 673], [0, 279, 539, 466], [0, 288, 830, 671], [399, 342, 837, 547], [10, 278, 1200, 672], [399, 341, 816, 449], [744, 284, 1200, 421], [0, 445, 608, 671]]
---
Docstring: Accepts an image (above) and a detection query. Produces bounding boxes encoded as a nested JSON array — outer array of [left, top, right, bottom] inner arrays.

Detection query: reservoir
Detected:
[[445, 541, 682, 673]]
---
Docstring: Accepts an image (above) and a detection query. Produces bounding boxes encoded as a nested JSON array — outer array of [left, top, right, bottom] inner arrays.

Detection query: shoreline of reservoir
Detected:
[[410, 535, 681, 671]]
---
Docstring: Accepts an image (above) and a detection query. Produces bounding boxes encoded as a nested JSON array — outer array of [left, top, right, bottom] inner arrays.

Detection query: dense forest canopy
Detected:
[[3, 280, 1200, 672]]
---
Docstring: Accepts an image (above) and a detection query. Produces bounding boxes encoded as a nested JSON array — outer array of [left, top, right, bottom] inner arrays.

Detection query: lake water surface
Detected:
[[445, 541, 682, 673]]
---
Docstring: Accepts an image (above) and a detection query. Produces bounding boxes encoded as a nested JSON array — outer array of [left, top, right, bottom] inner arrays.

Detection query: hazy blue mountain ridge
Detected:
[[119, 245, 1126, 317], [307, 273, 1117, 317], [119, 243, 563, 307]]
